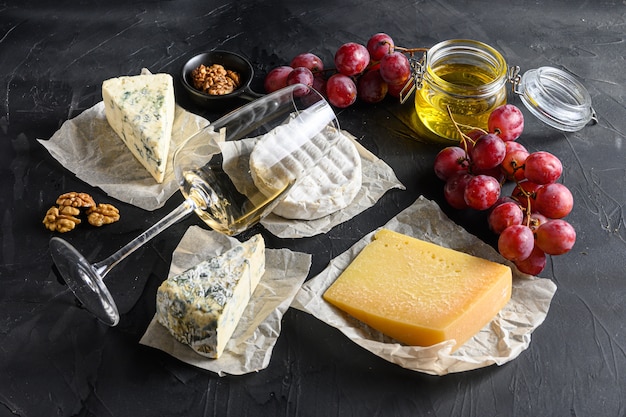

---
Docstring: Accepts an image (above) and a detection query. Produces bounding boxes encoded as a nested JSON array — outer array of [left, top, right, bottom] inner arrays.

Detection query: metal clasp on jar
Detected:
[[507, 65, 522, 95], [399, 51, 427, 104]]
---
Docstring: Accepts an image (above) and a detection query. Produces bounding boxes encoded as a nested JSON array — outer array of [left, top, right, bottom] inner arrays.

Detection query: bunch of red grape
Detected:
[[433, 104, 576, 275], [264, 33, 417, 108]]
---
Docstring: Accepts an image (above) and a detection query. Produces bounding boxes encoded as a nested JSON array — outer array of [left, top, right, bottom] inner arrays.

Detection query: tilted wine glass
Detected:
[[49, 83, 340, 326]]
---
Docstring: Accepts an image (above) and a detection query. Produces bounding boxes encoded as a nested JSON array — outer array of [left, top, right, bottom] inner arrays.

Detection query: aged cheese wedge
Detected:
[[102, 72, 175, 183], [272, 131, 362, 220], [156, 234, 265, 358], [323, 229, 512, 351]]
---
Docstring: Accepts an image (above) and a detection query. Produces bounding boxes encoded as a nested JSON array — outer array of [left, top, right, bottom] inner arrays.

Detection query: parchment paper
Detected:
[[38, 102, 403, 236], [139, 226, 311, 376], [38, 101, 210, 211], [292, 195, 557, 376]]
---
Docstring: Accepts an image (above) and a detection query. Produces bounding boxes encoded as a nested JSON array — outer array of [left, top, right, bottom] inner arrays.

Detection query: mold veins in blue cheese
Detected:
[[156, 234, 266, 359], [102, 73, 175, 183]]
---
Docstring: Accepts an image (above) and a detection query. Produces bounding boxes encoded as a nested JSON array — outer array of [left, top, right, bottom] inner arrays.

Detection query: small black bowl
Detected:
[[181, 50, 264, 110]]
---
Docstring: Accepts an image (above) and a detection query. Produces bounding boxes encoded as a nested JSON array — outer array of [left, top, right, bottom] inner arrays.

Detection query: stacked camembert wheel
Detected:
[[249, 129, 362, 220], [324, 229, 513, 351]]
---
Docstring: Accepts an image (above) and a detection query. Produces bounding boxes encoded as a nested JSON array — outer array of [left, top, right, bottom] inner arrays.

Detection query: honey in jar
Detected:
[[413, 39, 508, 143]]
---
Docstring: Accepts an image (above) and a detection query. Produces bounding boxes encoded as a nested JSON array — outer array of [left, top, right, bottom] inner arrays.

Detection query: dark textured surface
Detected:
[[1, 1, 625, 416]]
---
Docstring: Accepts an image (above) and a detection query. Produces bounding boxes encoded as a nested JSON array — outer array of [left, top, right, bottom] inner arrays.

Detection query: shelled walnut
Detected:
[[43, 192, 120, 233], [87, 203, 120, 227], [191, 64, 241, 95], [56, 192, 96, 208], [43, 206, 82, 233]]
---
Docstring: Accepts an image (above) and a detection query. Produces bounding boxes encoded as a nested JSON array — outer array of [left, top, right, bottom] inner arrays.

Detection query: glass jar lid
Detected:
[[515, 66, 595, 132]]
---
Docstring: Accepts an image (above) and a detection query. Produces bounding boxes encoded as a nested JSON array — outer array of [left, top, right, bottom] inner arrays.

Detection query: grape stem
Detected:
[[445, 105, 488, 154], [395, 46, 429, 55]]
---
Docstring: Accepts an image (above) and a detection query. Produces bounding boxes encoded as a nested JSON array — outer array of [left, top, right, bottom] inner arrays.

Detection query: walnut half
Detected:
[[56, 192, 96, 209], [43, 206, 82, 233], [86, 203, 120, 227]]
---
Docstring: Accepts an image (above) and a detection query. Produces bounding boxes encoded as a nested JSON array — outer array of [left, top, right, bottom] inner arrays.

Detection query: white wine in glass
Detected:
[[49, 83, 340, 326]]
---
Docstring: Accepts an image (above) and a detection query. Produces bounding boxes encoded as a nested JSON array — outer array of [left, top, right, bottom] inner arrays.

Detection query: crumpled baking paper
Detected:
[[139, 226, 311, 376], [38, 101, 403, 236], [38, 101, 211, 211], [292, 195, 557, 376]]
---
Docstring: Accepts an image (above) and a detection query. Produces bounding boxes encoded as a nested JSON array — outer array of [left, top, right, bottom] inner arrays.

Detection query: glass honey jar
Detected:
[[413, 39, 508, 142], [403, 39, 595, 143]]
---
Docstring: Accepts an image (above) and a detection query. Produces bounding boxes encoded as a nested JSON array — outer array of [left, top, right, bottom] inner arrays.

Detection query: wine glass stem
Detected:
[[92, 198, 197, 278]]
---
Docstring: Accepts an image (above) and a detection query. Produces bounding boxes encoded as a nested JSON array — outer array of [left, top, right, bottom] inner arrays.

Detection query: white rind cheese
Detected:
[[248, 124, 336, 199], [272, 132, 362, 220], [248, 122, 362, 220], [156, 234, 265, 359], [102, 73, 175, 183]]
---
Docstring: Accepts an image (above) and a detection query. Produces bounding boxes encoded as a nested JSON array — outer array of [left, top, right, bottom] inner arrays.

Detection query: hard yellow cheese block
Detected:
[[323, 229, 512, 351]]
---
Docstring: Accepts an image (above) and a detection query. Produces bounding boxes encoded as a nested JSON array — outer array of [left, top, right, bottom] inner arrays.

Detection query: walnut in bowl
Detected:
[[181, 51, 263, 110], [191, 63, 241, 95]]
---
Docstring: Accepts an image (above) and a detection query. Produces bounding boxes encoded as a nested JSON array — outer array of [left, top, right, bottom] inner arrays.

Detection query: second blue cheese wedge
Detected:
[[102, 73, 175, 183], [155, 234, 266, 358]]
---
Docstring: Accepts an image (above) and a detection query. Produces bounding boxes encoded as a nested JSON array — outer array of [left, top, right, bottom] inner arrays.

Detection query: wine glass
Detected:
[[49, 83, 340, 326]]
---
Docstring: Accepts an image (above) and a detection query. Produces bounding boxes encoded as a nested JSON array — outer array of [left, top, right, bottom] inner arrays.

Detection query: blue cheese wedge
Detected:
[[156, 234, 265, 358], [102, 73, 175, 183]]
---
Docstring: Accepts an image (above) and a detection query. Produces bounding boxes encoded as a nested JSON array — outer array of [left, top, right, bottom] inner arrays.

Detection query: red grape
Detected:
[[512, 180, 541, 210], [498, 224, 535, 262], [488, 104, 524, 141], [473, 165, 505, 182], [492, 195, 518, 209], [366, 33, 394, 61], [326, 74, 357, 108], [379, 52, 411, 86], [501, 148, 529, 181], [290, 53, 324, 72], [312, 75, 327, 96], [460, 129, 482, 154], [524, 151, 563, 184], [286, 67, 314, 96], [386, 81, 405, 98], [335, 42, 370, 76], [433, 146, 469, 181], [488, 201, 524, 234], [515, 246, 547, 275], [465, 129, 484, 141], [357, 69, 388, 103], [505, 140, 528, 154], [535, 219, 576, 255], [534, 183, 574, 219], [264, 66, 293, 93], [470, 133, 506, 170], [464, 174, 501, 210], [524, 211, 548, 233], [444, 173, 473, 209]]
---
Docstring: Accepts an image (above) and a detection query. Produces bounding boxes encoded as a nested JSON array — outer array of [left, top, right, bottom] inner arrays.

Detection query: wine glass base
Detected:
[[49, 237, 120, 326]]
